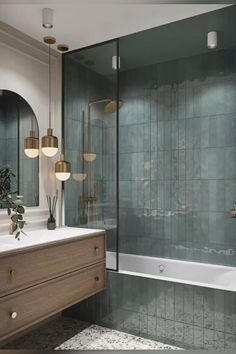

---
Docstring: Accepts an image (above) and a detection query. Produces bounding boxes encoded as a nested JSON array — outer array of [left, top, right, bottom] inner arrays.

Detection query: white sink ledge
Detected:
[[0, 227, 104, 255]]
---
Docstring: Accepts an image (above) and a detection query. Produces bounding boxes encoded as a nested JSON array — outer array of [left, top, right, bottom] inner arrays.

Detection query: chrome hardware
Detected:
[[95, 276, 99, 281], [10, 269, 16, 277], [10, 311, 17, 319], [159, 264, 165, 273]]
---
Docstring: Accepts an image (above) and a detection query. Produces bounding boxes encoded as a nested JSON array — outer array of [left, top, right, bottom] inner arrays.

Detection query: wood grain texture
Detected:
[[0, 233, 105, 297], [0, 262, 105, 341]]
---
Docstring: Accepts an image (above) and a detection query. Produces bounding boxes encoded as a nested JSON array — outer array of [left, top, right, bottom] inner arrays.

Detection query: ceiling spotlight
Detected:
[[207, 31, 218, 49], [42, 8, 53, 29]]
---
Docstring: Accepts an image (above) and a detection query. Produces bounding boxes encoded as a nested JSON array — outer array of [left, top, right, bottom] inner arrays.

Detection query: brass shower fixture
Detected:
[[81, 98, 123, 204]]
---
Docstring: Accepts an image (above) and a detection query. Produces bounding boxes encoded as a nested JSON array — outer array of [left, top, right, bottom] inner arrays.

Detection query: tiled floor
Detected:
[[2, 317, 182, 350]]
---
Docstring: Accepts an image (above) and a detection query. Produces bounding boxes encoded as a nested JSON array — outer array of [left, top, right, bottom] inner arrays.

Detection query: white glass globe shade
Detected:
[[24, 148, 39, 158], [55, 172, 71, 181], [42, 147, 58, 157]]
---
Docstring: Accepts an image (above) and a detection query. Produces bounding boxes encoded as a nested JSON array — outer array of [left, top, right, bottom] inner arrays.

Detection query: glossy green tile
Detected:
[[183, 323, 194, 346], [214, 290, 225, 332], [147, 316, 157, 340], [174, 284, 184, 322], [203, 289, 214, 330], [225, 333, 236, 349], [123, 310, 140, 336], [156, 281, 166, 318], [175, 321, 184, 344], [193, 326, 204, 349], [165, 283, 175, 320], [147, 279, 156, 315], [203, 329, 215, 349], [201, 148, 225, 179], [165, 319, 175, 342], [120, 123, 150, 153], [183, 285, 194, 325], [224, 292, 236, 334], [156, 318, 166, 340], [140, 313, 148, 336], [214, 331, 225, 349]]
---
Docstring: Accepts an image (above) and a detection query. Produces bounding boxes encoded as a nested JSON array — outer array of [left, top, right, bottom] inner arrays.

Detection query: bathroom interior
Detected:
[[0, 2, 236, 351]]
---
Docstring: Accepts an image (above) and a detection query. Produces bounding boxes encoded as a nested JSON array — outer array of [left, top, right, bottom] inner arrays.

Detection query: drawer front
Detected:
[[0, 262, 105, 341], [0, 233, 105, 297]]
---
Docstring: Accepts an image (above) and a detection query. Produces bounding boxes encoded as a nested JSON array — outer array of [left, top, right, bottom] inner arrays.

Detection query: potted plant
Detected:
[[0, 166, 26, 240]]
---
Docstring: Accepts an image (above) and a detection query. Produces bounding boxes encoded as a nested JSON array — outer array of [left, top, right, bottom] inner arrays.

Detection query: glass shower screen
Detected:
[[63, 40, 119, 271]]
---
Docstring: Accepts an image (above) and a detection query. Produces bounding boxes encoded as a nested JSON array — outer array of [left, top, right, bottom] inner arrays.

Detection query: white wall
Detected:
[[0, 22, 62, 229]]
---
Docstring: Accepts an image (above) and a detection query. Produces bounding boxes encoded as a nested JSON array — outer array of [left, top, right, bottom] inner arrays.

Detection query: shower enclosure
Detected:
[[64, 5, 236, 269], [64, 40, 119, 270], [64, 5, 236, 349]]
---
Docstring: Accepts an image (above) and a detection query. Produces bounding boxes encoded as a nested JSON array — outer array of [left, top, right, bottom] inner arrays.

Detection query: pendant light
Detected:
[[41, 36, 58, 157], [55, 153, 71, 181], [24, 114, 39, 158], [24, 130, 39, 158]]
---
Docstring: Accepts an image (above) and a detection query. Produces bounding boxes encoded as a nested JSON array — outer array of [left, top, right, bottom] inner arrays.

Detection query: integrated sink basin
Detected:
[[0, 227, 104, 255]]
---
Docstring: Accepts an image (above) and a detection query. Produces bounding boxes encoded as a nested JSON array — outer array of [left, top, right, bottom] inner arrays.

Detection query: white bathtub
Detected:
[[106, 252, 236, 292]]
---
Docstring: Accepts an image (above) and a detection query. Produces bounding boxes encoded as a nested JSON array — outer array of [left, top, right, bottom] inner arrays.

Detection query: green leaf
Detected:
[[15, 231, 20, 240], [17, 205, 25, 214], [18, 221, 25, 229], [11, 215, 18, 223]]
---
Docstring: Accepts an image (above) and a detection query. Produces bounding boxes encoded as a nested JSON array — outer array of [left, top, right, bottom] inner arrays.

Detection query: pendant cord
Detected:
[[49, 43, 51, 129]]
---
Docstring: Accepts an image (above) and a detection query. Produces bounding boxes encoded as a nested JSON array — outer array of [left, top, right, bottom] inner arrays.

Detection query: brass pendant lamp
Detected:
[[55, 152, 71, 181], [24, 130, 39, 158], [55, 122, 71, 181], [41, 36, 58, 157], [54, 39, 71, 181], [24, 111, 39, 158]]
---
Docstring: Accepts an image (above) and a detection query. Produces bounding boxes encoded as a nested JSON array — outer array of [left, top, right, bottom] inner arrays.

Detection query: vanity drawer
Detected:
[[0, 233, 105, 297], [0, 262, 105, 341]]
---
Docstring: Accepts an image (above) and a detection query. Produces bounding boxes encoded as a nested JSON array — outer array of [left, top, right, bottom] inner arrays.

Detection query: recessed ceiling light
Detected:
[[57, 44, 69, 52]]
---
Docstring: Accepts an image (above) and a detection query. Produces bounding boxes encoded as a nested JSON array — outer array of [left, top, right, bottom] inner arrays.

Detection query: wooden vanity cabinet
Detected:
[[0, 231, 106, 342]]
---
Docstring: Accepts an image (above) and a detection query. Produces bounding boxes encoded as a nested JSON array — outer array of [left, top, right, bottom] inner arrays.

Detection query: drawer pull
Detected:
[[10, 311, 17, 319], [94, 247, 99, 254], [10, 269, 16, 277], [94, 276, 99, 282]]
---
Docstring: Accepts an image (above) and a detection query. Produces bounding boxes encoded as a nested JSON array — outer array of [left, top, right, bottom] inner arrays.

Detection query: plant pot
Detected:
[[47, 218, 56, 230]]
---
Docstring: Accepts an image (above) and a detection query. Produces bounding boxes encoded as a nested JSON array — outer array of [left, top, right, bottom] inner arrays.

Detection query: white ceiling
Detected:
[[0, 1, 228, 52]]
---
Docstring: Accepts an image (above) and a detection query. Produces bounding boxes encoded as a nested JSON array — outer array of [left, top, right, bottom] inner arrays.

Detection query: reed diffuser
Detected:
[[46, 190, 58, 230]]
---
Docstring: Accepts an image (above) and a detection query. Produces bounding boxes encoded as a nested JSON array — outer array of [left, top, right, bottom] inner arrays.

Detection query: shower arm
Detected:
[[88, 98, 112, 108]]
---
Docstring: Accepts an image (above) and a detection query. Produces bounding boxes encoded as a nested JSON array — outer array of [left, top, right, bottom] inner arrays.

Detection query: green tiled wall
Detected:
[[64, 271, 236, 349], [119, 46, 236, 266]]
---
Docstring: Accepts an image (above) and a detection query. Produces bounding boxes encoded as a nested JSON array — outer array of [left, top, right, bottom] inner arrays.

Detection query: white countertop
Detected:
[[0, 227, 104, 255]]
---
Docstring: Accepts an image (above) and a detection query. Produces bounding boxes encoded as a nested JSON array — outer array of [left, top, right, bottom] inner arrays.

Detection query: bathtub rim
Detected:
[[106, 251, 236, 292]]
